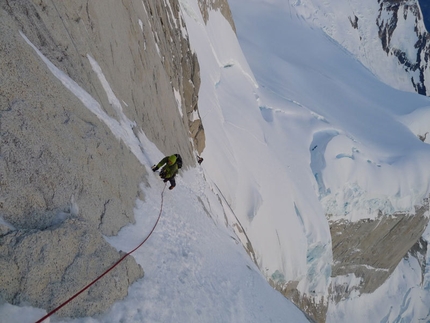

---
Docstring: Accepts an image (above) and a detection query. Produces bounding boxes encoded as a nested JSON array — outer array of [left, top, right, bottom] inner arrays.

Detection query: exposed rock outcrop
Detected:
[[268, 201, 429, 323], [271, 278, 327, 323], [329, 203, 429, 302], [0, 0, 203, 317], [198, 0, 236, 33], [376, 0, 430, 95]]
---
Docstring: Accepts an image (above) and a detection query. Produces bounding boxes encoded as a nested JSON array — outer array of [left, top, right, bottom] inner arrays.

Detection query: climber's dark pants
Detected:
[[163, 176, 176, 189]]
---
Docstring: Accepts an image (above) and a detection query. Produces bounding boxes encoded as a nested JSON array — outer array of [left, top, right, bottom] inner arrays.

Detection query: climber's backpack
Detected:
[[174, 154, 183, 169]]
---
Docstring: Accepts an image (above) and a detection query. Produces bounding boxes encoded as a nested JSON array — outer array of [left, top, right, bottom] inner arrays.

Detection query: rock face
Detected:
[[0, 0, 202, 317], [198, 0, 236, 33], [0, 218, 143, 317], [376, 0, 430, 95], [143, 0, 205, 154], [329, 205, 429, 302], [270, 203, 429, 323]]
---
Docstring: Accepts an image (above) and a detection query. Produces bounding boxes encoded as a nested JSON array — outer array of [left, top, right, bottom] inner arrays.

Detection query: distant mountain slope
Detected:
[[292, 0, 430, 96], [418, 0, 430, 31]]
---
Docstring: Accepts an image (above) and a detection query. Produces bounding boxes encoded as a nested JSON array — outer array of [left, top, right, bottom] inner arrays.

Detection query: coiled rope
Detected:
[[35, 184, 167, 323]]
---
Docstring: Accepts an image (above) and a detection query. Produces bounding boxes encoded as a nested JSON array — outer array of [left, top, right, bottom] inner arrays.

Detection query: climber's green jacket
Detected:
[[154, 155, 179, 179]]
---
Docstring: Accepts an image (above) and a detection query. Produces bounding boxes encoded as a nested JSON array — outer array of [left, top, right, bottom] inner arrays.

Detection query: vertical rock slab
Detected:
[[0, 0, 203, 317]]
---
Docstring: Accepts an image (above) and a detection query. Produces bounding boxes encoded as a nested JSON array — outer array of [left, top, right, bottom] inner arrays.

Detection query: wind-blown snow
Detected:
[[6, 0, 430, 322]]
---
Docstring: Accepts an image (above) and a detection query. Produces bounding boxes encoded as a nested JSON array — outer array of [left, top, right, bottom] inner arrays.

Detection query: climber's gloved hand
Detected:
[[151, 165, 158, 172]]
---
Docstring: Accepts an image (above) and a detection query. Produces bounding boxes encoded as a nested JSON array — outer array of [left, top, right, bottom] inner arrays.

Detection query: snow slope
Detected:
[[182, 0, 430, 300], [182, 0, 430, 320], [224, 0, 430, 321]]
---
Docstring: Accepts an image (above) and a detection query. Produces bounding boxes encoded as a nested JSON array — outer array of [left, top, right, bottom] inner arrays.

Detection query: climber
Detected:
[[197, 155, 204, 165], [418, 132, 428, 142], [151, 154, 182, 190]]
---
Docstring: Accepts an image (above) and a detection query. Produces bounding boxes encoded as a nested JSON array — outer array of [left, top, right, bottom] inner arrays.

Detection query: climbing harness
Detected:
[[34, 184, 167, 323]]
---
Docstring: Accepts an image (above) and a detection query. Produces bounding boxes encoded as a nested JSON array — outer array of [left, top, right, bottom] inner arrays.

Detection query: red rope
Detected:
[[35, 184, 167, 323]]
